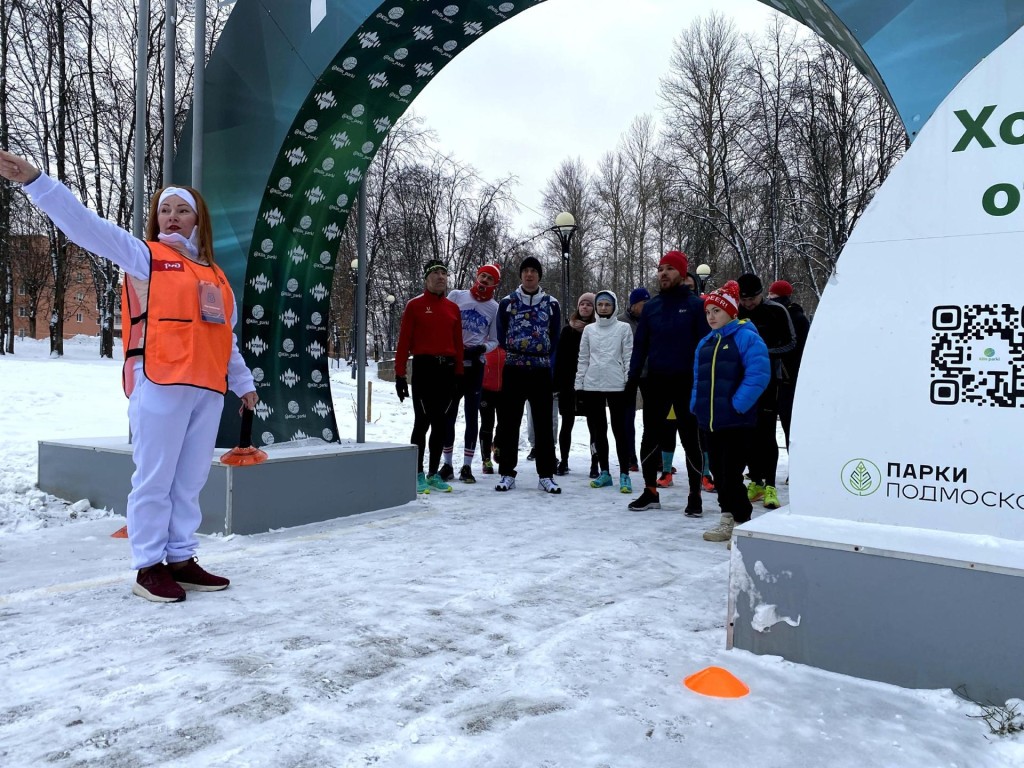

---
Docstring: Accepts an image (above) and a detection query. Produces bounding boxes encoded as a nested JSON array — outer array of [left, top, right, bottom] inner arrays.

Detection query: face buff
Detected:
[[470, 277, 497, 302]]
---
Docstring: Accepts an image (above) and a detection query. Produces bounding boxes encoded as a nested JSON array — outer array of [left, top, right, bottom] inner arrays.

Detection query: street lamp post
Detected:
[[385, 294, 396, 351], [349, 258, 359, 380], [695, 263, 712, 293], [553, 211, 576, 312]]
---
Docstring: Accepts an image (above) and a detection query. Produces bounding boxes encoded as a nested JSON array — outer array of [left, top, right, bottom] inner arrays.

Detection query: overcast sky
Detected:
[[410, 0, 780, 234]]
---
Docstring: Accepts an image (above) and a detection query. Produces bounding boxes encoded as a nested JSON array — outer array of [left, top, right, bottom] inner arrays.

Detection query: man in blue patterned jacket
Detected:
[[494, 256, 563, 494]]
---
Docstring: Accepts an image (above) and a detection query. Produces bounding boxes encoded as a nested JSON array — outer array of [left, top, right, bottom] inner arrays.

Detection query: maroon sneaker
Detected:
[[170, 558, 230, 592], [133, 563, 186, 603]]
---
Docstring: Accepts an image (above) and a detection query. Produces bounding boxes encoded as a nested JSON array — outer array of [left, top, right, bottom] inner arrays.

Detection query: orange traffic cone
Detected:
[[220, 408, 268, 466], [683, 666, 750, 698], [111, 525, 128, 538]]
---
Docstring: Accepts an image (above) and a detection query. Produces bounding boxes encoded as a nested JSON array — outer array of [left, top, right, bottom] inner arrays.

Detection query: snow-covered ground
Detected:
[[0, 336, 1020, 767]]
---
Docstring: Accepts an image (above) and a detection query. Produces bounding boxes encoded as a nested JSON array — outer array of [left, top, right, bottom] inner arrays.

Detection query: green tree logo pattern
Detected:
[[841, 459, 881, 496]]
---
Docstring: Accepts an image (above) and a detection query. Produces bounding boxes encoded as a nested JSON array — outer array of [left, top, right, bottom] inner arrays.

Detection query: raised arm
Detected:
[[0, 151, 151, 279]]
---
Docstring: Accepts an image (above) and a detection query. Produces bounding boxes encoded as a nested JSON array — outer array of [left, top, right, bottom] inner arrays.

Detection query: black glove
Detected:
[[395, 376, 409, 402]]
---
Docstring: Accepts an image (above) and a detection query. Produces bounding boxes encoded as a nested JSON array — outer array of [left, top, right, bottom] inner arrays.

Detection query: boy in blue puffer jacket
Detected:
[[690, 281, 771, 542]]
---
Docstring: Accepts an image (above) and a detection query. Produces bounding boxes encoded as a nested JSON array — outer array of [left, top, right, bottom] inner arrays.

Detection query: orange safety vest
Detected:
[[121, 242, 234, 396]]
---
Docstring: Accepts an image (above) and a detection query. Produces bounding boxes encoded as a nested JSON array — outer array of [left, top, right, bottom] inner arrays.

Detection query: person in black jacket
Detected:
[[626, 251, 711, 513], [736, 273, 797, 510], [619, 286, 650, 473], [553, 293, 596, 476], [768, 280, 811, 452]]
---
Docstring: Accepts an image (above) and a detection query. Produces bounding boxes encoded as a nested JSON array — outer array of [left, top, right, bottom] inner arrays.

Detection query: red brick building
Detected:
[[10, 235, 120, 340]]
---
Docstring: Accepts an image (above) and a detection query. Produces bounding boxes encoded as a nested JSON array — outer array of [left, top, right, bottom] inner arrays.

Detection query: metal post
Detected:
[[561, 249, 570, 310], [162, 0, 176, 185], [191, 0, 205, 189], [349, 277, 357, 380], [553, 213, 577, 319], [355, 179, 368, 443], [132, 0, 149, 237]]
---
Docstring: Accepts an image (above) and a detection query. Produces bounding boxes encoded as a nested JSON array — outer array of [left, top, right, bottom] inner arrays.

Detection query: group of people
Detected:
[[396, 249, 810, 544], [0, 141, 809, 607]]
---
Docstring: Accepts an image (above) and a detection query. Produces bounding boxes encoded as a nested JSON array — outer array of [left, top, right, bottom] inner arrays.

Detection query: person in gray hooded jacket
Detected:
[[575, 290, 634, 493]]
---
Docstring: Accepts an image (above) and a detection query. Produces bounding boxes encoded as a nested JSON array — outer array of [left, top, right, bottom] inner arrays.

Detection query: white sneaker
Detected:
[[495, 475, 516, 491], [703, 513, 735, 542], [538, 477, 561, 494]]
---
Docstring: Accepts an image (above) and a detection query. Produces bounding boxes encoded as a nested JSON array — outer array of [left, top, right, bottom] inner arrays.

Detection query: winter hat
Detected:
[[577, 292, 596, 309], [471, 264, 501, 301], [423, 259, 448, 278], [594, 290, 617, 316], [705, 280, 740, 319], [628, 286, 651, 306], [659, 250, 688, 276], [737, 273, 763, 298], [477, 264, 501, 283], [769, 279, 793, 297], [519, 256, 543, 279]]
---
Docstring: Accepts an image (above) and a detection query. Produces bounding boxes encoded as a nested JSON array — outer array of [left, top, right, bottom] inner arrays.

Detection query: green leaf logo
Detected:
[[841, 459, 881, 496]]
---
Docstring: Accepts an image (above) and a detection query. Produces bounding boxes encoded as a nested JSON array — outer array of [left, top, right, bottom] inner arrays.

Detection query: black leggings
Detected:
[[479, 389, 500, 459], [498, 366, 557, 479], [557, 390, 579, 462], [707, 427, 754, 523], [410, 357, 459, 475], [747, 382, 780, 487], [639, 375, 702, 495], [582, 391, 630, 472]]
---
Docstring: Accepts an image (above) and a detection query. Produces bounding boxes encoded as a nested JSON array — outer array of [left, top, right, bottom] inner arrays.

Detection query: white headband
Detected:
[[158, 186, 198, 213]]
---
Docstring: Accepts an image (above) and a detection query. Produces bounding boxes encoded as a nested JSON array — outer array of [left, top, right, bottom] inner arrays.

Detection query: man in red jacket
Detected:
[[394, 260, 464, 494]]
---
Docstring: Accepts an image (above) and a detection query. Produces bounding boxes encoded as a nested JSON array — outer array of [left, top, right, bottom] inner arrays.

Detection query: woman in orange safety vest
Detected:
[[0, 149, 258, 603]]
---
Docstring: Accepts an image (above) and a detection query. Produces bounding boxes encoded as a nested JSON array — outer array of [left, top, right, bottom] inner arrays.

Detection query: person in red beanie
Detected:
[[437, 264, 502, 483], [691, 281, 770, 543], [767, 279, 811, 453], [626, 250, 711, 513]]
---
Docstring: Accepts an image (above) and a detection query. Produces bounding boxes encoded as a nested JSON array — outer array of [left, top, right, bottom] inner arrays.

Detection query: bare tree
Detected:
[[0, 0, 13, 352], [659, 12, 752, 277], [737, 16, 802, 282], [540, 157, 598, 309], [786, 38, 906, 296]]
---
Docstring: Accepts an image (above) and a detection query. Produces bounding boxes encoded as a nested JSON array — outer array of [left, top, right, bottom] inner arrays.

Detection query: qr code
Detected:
[[930, 304, 1024, 406]]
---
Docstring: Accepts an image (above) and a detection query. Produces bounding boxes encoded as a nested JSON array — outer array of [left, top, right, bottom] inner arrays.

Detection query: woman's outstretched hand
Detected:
[[0, 151, 41, 184]]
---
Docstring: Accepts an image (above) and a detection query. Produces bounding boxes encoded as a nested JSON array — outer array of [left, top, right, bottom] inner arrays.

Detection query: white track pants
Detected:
[[126, 370, 224, 569]]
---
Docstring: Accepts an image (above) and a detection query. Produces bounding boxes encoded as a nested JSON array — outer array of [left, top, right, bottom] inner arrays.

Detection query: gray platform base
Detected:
[[729, 511, 1024, 703], [38, 437, 417, 535]]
